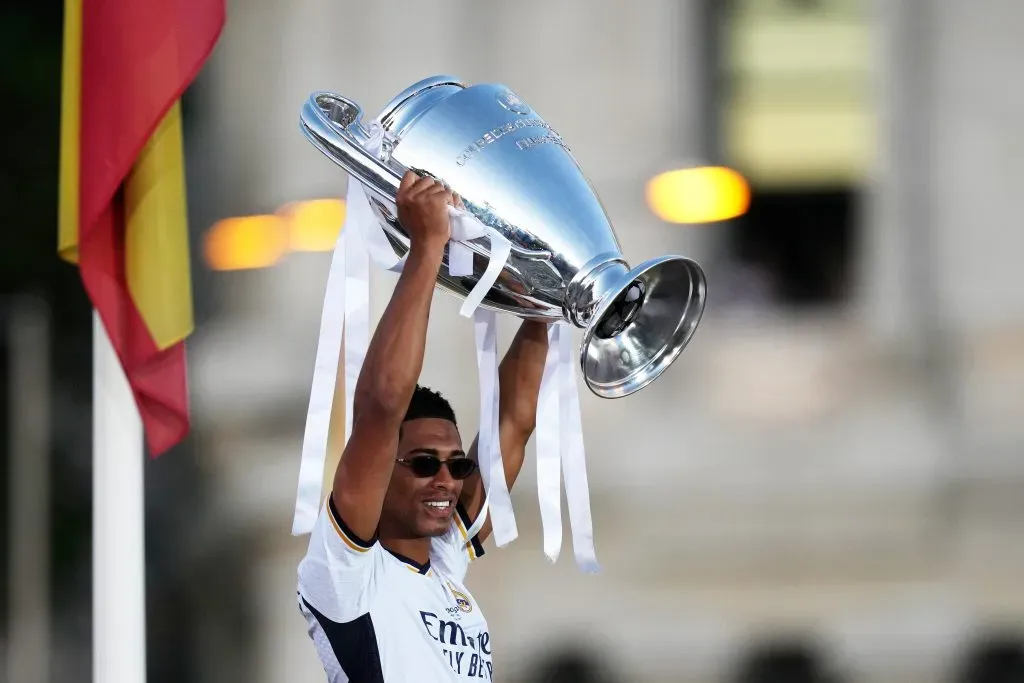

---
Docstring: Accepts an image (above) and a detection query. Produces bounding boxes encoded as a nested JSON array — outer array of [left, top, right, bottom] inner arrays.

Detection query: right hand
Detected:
[[396, 171, 453, 253]]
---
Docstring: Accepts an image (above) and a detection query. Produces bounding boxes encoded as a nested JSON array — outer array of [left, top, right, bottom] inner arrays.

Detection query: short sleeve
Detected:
[[430, 501, 486, 582], [297, 495, 384, 623]]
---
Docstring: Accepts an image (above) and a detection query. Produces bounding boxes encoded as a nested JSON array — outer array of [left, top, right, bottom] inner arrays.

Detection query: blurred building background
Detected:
[[3, 0, 1024, 682]]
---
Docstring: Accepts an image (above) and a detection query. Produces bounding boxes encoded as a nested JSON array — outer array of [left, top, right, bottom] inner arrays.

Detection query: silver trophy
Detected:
[[300, 75, 706, 398]]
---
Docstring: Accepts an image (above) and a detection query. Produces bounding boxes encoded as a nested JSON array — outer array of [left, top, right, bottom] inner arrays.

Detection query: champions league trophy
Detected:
[[299, 75, 707, 397], [293, 76, 708, 570]]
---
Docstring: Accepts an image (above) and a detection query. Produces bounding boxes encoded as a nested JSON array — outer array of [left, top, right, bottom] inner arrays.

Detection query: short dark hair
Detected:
[[403, 384, 457, 427]]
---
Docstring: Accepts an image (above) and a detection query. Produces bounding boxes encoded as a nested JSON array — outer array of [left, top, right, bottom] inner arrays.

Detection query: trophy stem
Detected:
[[564, 256, 632, 329]]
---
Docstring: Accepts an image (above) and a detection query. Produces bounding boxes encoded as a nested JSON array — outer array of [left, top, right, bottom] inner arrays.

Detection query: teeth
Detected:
[[426, 501, 450, 508]]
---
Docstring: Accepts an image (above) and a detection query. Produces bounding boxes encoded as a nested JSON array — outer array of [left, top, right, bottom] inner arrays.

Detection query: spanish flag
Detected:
[[58, 0, 225, 455]]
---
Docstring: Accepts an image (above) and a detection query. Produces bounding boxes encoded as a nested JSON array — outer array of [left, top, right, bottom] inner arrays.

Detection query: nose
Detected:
[[430, 462, 457, 489]]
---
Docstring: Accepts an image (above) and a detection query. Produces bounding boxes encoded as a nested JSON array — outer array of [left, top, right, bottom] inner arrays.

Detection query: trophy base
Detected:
[[580, 256, 706, 398]]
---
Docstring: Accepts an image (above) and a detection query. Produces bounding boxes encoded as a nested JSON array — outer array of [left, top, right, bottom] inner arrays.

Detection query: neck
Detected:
[[380, 535, 432, 566]]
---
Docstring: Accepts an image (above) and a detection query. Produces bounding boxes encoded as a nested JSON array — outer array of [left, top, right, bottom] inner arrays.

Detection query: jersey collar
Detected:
[[385, 548, 431, 575]]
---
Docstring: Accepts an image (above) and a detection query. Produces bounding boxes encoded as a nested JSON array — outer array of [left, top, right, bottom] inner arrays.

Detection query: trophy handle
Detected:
[[300, 91, 552, 263], [300, 92, 404, 202]]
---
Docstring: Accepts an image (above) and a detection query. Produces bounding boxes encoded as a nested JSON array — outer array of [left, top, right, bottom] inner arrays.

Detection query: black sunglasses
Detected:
[[397, 455, 477, 480]]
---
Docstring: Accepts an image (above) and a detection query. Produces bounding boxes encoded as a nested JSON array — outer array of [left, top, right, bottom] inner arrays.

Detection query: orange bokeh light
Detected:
[[646, 166, 751, 224]]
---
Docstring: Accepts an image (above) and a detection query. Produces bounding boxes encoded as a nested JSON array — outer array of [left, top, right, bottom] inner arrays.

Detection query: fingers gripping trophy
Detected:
[[288, 73, 704, 577]]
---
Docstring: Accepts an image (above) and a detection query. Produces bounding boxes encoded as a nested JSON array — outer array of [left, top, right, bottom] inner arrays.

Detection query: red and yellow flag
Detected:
[[58, 0, 225, 455]]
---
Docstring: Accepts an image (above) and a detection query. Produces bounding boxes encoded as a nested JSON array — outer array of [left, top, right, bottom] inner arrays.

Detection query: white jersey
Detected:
[[297, 496, 492, 682]]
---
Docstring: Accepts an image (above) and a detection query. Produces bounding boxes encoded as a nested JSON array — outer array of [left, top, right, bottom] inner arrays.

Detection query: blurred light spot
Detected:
[[204, 215, 288, 271], [282, 199, 346, 252], [646, 166, 751, 224]]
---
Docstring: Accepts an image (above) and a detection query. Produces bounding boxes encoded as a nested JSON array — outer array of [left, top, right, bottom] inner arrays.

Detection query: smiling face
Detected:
[[380, 417, 467, 539]]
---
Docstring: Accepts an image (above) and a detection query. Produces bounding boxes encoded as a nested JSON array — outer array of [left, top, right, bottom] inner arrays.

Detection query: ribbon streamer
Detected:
[[290, 222, 348, 535], [473, 308, 517, 547], [535, 324, 564, 561], [557, 326, 600, 573], [534, 324, 601, 573]]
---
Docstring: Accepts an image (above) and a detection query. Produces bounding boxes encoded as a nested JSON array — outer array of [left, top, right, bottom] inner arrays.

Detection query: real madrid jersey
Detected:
[[297, 495, 491, 683]]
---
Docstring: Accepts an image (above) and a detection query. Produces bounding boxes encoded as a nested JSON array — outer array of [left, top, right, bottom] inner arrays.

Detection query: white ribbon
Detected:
[[465, 498, 489, 539], [291, 122, 515, 536], [291, 173, 382, 536], [558, 326, 600, 573], [535, 325, 564, 561], [290, 218, 348, 535], [534, 324, 601, 573], [473, 309, 517, 547]]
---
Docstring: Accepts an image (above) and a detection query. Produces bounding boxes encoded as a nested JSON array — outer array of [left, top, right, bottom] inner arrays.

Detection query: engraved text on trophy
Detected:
[[455, 118, 562, 166]]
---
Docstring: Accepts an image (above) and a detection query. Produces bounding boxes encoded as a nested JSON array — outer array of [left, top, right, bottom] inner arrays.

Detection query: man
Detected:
[[297, 170, 549, 682]]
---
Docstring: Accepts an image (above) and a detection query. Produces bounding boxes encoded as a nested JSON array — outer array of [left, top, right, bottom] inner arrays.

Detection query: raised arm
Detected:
[[460, 320, 550, 541], [331, 172, 452, 542]]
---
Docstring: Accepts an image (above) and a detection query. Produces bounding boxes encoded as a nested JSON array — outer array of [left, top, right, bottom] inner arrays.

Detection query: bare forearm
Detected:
[[498, 321, 549, 438], [353, 245, 444, 421], [496, 321, 549, 485]]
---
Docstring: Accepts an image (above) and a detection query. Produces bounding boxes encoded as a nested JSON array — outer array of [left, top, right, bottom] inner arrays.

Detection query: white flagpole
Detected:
[[93, 310, 146, 683]]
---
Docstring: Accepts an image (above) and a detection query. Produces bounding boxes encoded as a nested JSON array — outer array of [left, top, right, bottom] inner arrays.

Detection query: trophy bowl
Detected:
[[300, 75, 706, 398]]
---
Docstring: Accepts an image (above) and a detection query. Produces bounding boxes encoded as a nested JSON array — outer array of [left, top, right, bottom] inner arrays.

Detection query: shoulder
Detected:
[[298, 497, 388, 623]]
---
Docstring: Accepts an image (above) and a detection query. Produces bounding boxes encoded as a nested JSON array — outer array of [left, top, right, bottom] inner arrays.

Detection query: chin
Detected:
[[416, 518, 452, 538]]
